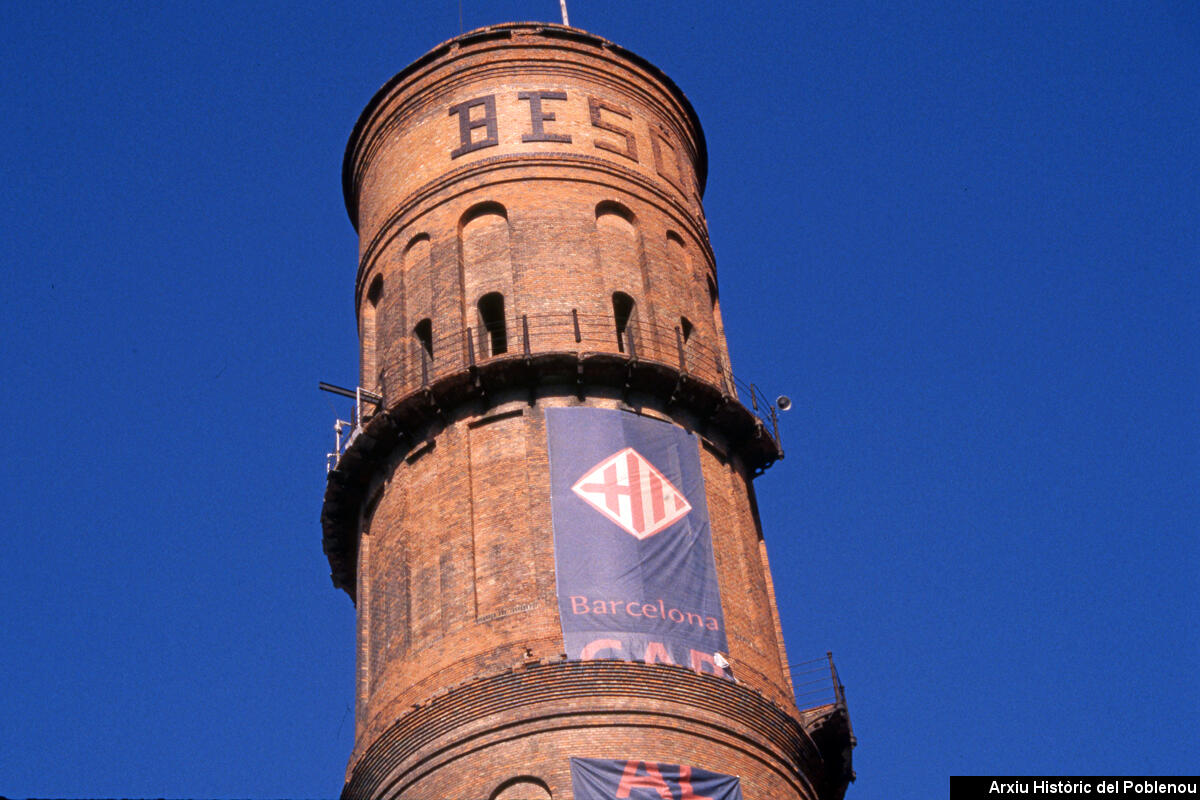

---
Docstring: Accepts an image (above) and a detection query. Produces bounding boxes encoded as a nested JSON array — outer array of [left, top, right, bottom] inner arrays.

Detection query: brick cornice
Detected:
[[343, 659, 823, 800]]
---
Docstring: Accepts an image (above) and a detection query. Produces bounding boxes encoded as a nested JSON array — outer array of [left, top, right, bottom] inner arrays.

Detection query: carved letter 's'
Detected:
[[588, 97, 638, 162]]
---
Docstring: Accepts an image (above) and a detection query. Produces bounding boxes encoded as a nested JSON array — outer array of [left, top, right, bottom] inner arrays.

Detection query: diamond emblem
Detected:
[[571, 447, 692, 539]]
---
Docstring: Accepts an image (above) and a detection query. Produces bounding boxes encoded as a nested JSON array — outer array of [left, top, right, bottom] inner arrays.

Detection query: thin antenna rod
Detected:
[[559, 0, 569, 26]]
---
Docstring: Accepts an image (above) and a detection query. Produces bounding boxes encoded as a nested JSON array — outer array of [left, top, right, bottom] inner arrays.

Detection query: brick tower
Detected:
[[322, 22, 853, 800]]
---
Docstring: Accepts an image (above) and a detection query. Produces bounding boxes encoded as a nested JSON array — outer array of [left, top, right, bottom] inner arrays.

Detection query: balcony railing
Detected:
[[387, 309, 780, 433], [793, 652, 856, 792], [791, 652, 848, 713], [325, 310, 783, 473]]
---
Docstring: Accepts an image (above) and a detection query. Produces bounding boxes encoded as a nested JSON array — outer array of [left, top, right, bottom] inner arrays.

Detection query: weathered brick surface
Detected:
[[343, 660, 825, 800], [330, 22, 827, 799]]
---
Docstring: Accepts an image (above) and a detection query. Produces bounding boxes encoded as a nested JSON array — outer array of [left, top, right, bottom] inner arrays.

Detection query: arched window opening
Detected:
[[460, 204, 510, 273], [460, 203, 512, 335], [612, 292, 635, 353], [461, 200, 508, 228], [367, 275, 384, 307], [477, 292, 507, 356], [595, 199, 635, 226], [361, 275, 383, 391], [666, 231, 689, 268], [490, 776, 552, 800], [706, 273, 730, 382], [413, 318, 433, 359], [404, 233, 431, 266], [680, 316, 694, 342], [595, 202, 642, 298]]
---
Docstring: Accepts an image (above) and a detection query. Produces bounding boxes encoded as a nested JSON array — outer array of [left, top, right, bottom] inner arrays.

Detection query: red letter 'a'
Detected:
[[643, 641, 675, 665], [616, 760, 673, 799]]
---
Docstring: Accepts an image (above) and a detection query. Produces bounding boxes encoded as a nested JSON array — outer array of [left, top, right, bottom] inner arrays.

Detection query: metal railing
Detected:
[[387, 309, 781, 438], [324, 310, 783, 472], [321, 383, 384, 473], [790, 652, 847, 712]]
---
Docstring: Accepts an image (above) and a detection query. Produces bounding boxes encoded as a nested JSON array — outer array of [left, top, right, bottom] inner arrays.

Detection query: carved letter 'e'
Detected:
[[519, 90, 572, 143]]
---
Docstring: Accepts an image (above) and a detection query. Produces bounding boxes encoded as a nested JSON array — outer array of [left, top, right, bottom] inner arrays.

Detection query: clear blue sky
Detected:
[[1, 1, 1196, 797]]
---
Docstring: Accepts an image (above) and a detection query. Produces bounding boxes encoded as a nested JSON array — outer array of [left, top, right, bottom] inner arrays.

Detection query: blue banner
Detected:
[[570, 757, 743, 800], [546, 407, 730, 677]]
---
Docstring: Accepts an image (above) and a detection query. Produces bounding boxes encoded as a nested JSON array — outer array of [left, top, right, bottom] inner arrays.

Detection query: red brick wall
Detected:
[[354, 399, 797, 744], [335, 22, 818, 798], [344, 660, 824, 800]]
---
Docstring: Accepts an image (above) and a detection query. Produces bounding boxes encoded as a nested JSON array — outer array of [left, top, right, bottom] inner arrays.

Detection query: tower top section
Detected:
[[341, 22, 709, 232], [325, 16, 784, 600]]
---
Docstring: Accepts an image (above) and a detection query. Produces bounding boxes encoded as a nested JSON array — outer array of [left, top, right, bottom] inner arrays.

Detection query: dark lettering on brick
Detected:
[[588, 96, 638, 162], [651, 123, 688, 193], [448, 95, 499, 158], [519, 90, 572, 143]]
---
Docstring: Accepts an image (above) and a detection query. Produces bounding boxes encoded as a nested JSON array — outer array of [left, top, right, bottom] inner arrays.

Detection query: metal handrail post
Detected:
[[828, 651, 845, 708], [714, 353, 729, 395]]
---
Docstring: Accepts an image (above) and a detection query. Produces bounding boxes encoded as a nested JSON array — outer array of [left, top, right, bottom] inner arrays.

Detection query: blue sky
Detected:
[[1, 1, 1196, 797]]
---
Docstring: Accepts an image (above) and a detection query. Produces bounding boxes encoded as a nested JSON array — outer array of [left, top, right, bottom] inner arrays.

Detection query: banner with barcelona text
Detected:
[[546, 407, 731, 677], [570, 757, 743, 800]]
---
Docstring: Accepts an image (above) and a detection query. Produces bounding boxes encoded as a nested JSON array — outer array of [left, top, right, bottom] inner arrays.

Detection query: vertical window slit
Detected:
[[414, 318, 433, 358], [362, 275, 383, 391], [612, 292, 635, 353], [477, 292, 507, 356]]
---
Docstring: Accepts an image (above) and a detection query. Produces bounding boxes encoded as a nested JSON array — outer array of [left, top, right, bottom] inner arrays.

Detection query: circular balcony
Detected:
[[385, 310, 780, 446], [321, 309, 783, 597]]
